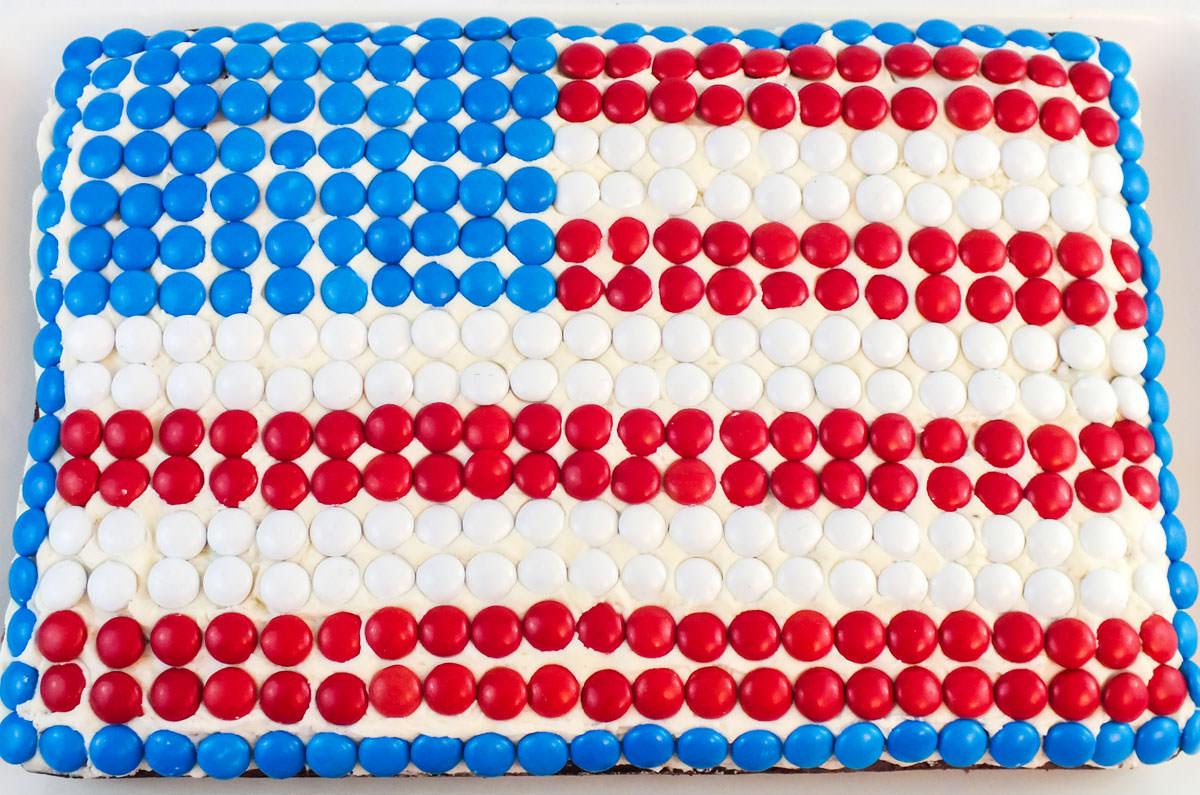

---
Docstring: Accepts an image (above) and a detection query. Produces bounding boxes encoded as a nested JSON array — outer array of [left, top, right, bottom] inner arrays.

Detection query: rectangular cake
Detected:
[[0, 15, 1197, 778]]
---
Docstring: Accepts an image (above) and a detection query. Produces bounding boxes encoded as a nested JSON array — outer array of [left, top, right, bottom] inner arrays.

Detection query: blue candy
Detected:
[[366, 218, 412, 262], [322, 42, 368, 81], [511, 37, 557, 73], [226, 42, 271, 79], [159, 272, 206, 315], [649, 26, 687, 42], [171, 129, 217, 174], [164, 175, 207, 221], [988, 722, 1041, 768], [40, 726, 88, 773], [71, 179, 119, 224], [412, 212, 458, 256], [271, 129, 317, 167], [42, 150, 67, 190], [325, 22, 370, 43], [1122, 162, 1150, 204], [266, 172, 316, 219], [1182, 712, 1200, 755], [780, 23, 824, 47], [319, 82, 366, 124], [161, 225, 206, 268], [1043, 722, 1095, 767], [511, 16, 556, 39], [1135, 717, 1181, 764], [264, 268, 314, 313], [516, 732, 568, 775], [307, 733, 357, 777], [730, 730, 782, 772], [886, 720, 938, 763], [416, 39, 463, 79], [211, 221, 261, 267], [89, 724, 143, 776], [460, 169, 505, 216], [1100, 40, 1132, 77], [459, 261, 504, 306], [506, 265, 555, 311], [53, 108, 82, 147], [210, 270, 252, 316], [128, 85, 173, 128], [190, 26, 233, 44], [917, 19, 961, 45], [54, 68, 91, 107], [221, 80, 268, 124], [233, 22, 277, 43], [369, 45, 415, 83], [1175, 611, 1198, 658], [465, 16, 508, 40], [124, 130, 171, 176], [622, 725, 674, 769], [873, 22, 916, 45], [418, 17, 462, 40], [416, 79, 462, 121], [68, 227, 112, 270], [112, 227, 158, 270], [179, 43, 224, 83], [270, 80, 316, 123], [321, 267, 368, 312], [461, 217, 505, 258], [783, 725, 834, 768], [365, 129, 411, 170], [210, 172, 260, 221], [358, 737, 409, 776], [319, 128, 365, 168], [273, 43, 319, 79], [371, 265, 413, 306], [197, 733, 251, 779], [36, 278, 64, 321], [463, 733, 515, 777], [144, 730, 197, 777], [939, 719, 988, 767], [676, 728, 727, 769], [110, 270, 158, 316], [174, 84, 219, 127], [0, 661, 37, 709], [504, 118, 554, 161], [146, 30, 188, 50], [1051, 31, 1097, 61], [37, 192, 64, 231], [507, 166, 555, 212], [102, 27, 146, 57], [464, 40, 510, 77], [33, 324, 62, 367], [831, 18, 873, 43], [1110, 77, 1140, 118], [1170, 560, 1198, 608], [506, 219, 554, 265], [413, 261, 457, 305], [464, 78, 510, 122], [570, 730, 620, 773], [37, 234, 58, 276], [833, 722, 884, 769], [36, 368, 66, 414], [962, 24, 1008, 48], [1092, 722, 1135, 767], [460, 121, 504, 164], [320, 172, 367, 216], [279, 21, 323, 42], [6, 608, 36, 656], [366, 85, 415, 127], [0, 713, 37, 765], [410, 736, 462, 775], [265, 221, 314, 267], [511, 73, 557, 118], [368, 171, 415, 216], [63, 36, 103, 69], [91, 58, 131, 89], [1164, 513, 1187, 561], [318, 218, 365, 265], [1008, 29, 1052, 49]]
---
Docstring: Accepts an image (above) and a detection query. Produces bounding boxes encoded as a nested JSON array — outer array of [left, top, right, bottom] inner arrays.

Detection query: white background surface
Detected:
[[0, 0, 1198, 791]]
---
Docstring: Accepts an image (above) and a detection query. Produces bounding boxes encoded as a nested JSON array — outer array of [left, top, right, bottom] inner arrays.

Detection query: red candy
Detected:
[[933, 46, 978, 79], [747, 82, 796, 129], [994, 669, 1048, 719], [728, 610, 781, 661], [1140, 615, 1178, 663], [652, 48, 696, 79], [558, 42, 604, 78], [813, 269, 859, 310], [942, 667, 992, 718], [259, 671, 311, 724], [706, 268, 756, 314], [1028, 424, 1077, 472], [625, 606, 676, 658], [1024, 472, 1074, 518], [365, 607, 417, 660], [697, 42, 741, 78], [632, 668, 684, 719], [1048, 669, 1101, 720], [528, 665, 579, 718], [95, 616, 145, 669], [885, 43, 933, 77], [993, 89, 1038, 132], [819, 409, 868, 459], [676, 611, 726, 662], [817, 459, 865, 508], [1045, 618, 1097, 669], [523, 600, 575, 652], [926, 466, 972, 510], [864, 274, 907, 318], [659, 266, 705, 312], [208, 410, 257, 457], [740, 667, 793, 721], [836, 45, 882, 81], [418, 606, 468, 657], [556, 80, 601, 122], [577, 603, 624, 654], [788, 45, 835, 79], [369, 665, 421, 718], [1040, 96, 1082, 141], [103, 410, 153, 458], [920, 418, 967, 462], [89, 671, 143, 724], [1096, 618, 1141, 669], [98, 459, 150, 507], [686, 667, 737, 718], [750, 223, 799, 268], [581, 669, 632, 722], [471, 606, 522, 658], [555, 219, 601, 263], [845, 668, 893, 719], [423, 664, 475, 716], [895, 667, 942, 716], [703, 221, 750, 266], [41, 664, 86, 713], [476, 668, 526, 720], [666, 409, 714, 457], [797, 83, 842, 127], [834, 611, 885, 663], [697, 84, 744, 126], [974, 419, 1025, 468], [60, 410, 102, 457], [261, 615, 313, 667], [944, 85, 993, 130], [793, 667, 842, 721], [617, 409, 664, 456], [158, 409, 204, 455], [854, 223, 902, 268], [992, 613, 1044, 665], [800, 223, 850, 268], [606, 43, 650, 77], [1102, 672, 1149, 722], [939, 611, 990, 662], [841, 85, 887, 129], [981, 49, 1026, 83], [890, 86, 937, 130], [1080, 425, 1124, 467], [150, 614, 202, 666], [782, 610, 833, 661], [720, 411, 769, 458], [886, 611, 938, 664], [37, 610, 88, 662], [742, 48, 786, 77], [316, 672, 368, 725], [606, 266, 653, 311], [205, 612, 256, 664], [203, 667, 257, 721]]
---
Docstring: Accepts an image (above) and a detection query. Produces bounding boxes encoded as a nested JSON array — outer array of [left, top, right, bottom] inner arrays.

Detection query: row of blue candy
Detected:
[[0, 715, 1197, 777]]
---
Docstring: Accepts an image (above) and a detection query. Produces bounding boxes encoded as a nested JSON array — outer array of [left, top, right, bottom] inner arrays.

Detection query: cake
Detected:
[[0, 15, 1197, 778]]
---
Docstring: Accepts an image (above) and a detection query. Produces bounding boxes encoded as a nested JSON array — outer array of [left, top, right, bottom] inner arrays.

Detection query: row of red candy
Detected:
[[558, 41, 1110, 101]]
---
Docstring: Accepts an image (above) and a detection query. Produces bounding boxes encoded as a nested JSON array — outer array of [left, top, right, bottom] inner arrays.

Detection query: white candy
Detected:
[[313, 360, 362, 409], [1098, 197, 1132, 237], [518, 548, 568, 593], [705, 126, 752, 168], [320, 314, 368, 360], [905, 182, 953, 226], [766, 368, 815, 411], [310, 507, 362, 557], [48, 507, 91, 556], [37, 559, 87, 611], [647, 168, 697, 214], [111, 364, 159, 410], [1021, 373, 1067, 420], [600, 124, 646, 170], [662, 314, 710, 362], [622, 554, 668, 601], [874, 512, 919, 558], [207, 508, 256, 556], [754, 173, 802, 221], [256, 510, 309, 560], [823, 509, 872, 552], [777, 509, 821, 555], [726, 558, 773, 602], [760, 318, 810, 365], [364, 361, 413, 405], [856, 174, 904, 222], [725, 507, 774, 556], [1024, 568, 1075, 617], [759, 129, 799, 171], [611, 511, 664, 568], [1001, 139, 1046, 181], [147, 558, 199, 609], [776, 557, 823, 602], [877, 561, 928, 606], [953, 133, 1000, 179], [968, 370, 1017, 415], [162, 316, 211, 363], [411, 309, 458, 357], [919, 371, 966, 416], [1059, 326, 1106, 370], [461, 361, 509, 404], [265, 368, 313, 412], [1027, 519, 1074, 566], [829, 559, 876, 608], [215, 362, 264, 410], [802, 174, 850, 220], [982, 515, 1024, 562], [861, 320, 907, 367], [929, 563, 974, 610], [258, 561, 311, 613], [156, 511, 206, 559], [1003, 185, 1051, 231], [563, 313, 611, 358], [1134, 563, 1173, 611], [508, 359, 557, 402], [712, 363, 763, 409], [929, 512, 973, 560], [812, 316, 860, 362], [363, 504, 413, 551], [115, 316, 162, 363], [800, 128, 847, 171], [461, 310, 508, 358], [202, 555, 253, 607], [613, 315, 660, 362], [1080, 568, 1129, 617], [706, 172, 753, 219], [1073, 375, 1118, 422], [975, 564, 1023, 612], [669, 506, 724, 554], [412, 361, 458, 403], [364, 555, 415, 601], [270, 315, 318, 358], [215, 314, 263, 361], [554, 125, 599, 165], [648, 125, 695, 167], [961, 323, 1008, 369], [515, 499, 564, 546], [851, 130, 899, 174], [1091, 151, 1124, 196], [1012, 326, 1058, 371], [713, 317, 758, 360], [1048, 142, 1089, 186], [1113, 376, 1149, 420], [675, 557, 723, 603], [64, 315, 114, 362], [66, 362, 110, 408], [571, 501, 618, 546], [814, 364, 862, 408], [665, 363, 712, 407], [903, 130, 948, 175], [465, 553, 516, 600], [866, 370, 913, 412], [1141, 517, 1167, 558], [416, 505, 460, 548], [1050, 186, 1097, 232], [909, 323, 958, 370], [1080, 516, 1127, 561], [367, 314, 411, 358], [565, 360, 614, 403], [957, 185, 1002, 229], [463, 500, 513, 545], [416, 553, 464, 601], [97, 509, 145, 556], [600, 171, 644, 208], [512, 312, 561, 359], [569, 548, 618, 595], [313, 557, 359, 604]]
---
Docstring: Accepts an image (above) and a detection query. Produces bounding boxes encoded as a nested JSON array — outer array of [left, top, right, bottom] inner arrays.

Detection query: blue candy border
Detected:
[[0, 16, 1197, 777]]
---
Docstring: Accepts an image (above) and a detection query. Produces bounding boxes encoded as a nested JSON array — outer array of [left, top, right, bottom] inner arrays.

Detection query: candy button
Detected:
[[802, 128, 847, 171], [35, 559, 87, 611], [714, 317, 759, 359], [713, 363, 763, 409], [676, 557, 723, 603], [648, 124, 695, 167], [1024, 568, 1076, 617], [802, 174, 850, 220], [646, 168, 697, 215], [856, 175, 903, 222], [600, 125, 646, 170], [554, 125, 599, 165], [919, 371, 966, 416], [829, 560, 876, 608], [851, 130, 898, 174], [706, 174, 752, 219]]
